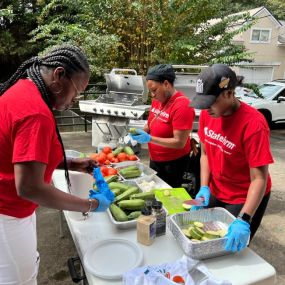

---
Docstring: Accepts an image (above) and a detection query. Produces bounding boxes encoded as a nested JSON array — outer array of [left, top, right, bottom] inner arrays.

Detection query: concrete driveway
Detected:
[[37, 128, 285, 285]]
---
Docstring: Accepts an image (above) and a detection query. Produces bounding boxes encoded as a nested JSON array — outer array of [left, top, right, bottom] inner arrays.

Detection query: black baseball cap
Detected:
[[146, 64, 176, 83], [190, 64, 237, 109]]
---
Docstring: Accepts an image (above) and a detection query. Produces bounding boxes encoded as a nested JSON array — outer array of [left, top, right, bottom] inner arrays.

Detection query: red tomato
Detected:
[[97, 152, 107, 164], [117, 152, 128, 162], [104, 159, 111, 165], [100, 166, 109, 176], [107, 153, 114, 160], [107, 168, 118, 176], [102, 146, 112, 154], [129, 155, 137, 161]]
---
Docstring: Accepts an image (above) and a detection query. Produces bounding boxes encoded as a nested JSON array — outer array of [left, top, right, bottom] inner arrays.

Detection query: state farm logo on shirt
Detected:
[[151, 107, 170, 121], [204, 127, 236, 154]]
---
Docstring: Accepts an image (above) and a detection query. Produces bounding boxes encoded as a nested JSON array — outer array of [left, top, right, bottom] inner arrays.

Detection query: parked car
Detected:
[[236, 80, 285, 128]]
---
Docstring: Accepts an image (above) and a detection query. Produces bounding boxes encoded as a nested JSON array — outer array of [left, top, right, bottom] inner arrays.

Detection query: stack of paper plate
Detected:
[[83, 238, 143, 280]]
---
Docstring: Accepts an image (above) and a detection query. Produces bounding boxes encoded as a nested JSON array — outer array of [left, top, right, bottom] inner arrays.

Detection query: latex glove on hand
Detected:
[[89, 189, 114, 212], [190, 186, 210, 211], [129, 129, 151, 144], [93, 168, 115, 201], [225, 219, 250, 252]]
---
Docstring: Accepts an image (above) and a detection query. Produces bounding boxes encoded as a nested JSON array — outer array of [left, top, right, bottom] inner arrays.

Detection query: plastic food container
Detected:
[[115, 162, 156, 181], [168, 207, 235, 259], [65, 149, 83, 158], [107, 181, 141, 229], [111, 156, 140, 167], [135, 175, 171, 192]]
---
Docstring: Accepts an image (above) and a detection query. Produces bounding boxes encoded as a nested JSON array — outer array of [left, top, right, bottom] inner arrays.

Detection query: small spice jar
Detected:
[[152, 200, 166, 236], [137, 207, 156, 246]]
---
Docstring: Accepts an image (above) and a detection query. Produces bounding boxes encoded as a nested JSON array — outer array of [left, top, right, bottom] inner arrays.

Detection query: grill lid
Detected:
[[96, 69, 148, 106]]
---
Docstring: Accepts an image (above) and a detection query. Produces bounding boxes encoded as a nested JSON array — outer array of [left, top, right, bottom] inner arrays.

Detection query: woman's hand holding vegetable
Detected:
[[129, 129, 151, 144], [190, 186, 210, 211], [89, 168, 114, 212]]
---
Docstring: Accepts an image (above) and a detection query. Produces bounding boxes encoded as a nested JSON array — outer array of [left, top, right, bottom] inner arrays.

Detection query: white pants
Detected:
[[0, 213, 39, 285]]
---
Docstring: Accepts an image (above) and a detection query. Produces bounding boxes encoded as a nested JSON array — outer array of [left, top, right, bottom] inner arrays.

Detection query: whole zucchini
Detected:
[[108, 182, 131, 192], [120, 169, 142, 179], [109, 204, 128, 222], [118, 199, 145, 210], [123, 146, 134, 155], [112, 146, 124, 156], [127, 211, 142, 220], [114, 186, 139, 202], [130, 191, 155, 200]]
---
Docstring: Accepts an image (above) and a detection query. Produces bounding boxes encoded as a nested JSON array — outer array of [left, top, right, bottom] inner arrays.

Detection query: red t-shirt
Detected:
[[198, 102, 273, 204], [147, 91, 195, 161], [0, 79, 63, 218]]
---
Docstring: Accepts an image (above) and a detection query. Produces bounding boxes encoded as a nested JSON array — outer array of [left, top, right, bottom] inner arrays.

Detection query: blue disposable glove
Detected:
[[93, 167, 110, 194], [89, 190, 114, 212], [190, 186, 210, 211], [129, 129, 151, 144], [225, 219, 250, 252]]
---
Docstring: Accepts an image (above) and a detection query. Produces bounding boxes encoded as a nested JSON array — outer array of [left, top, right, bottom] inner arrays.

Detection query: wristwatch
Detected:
[[238, 212, 252, 224]]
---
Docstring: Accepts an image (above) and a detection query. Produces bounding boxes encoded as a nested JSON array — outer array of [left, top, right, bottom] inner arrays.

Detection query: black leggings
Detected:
[[207, 192, 271, 240], [150, 154, 190, 188]]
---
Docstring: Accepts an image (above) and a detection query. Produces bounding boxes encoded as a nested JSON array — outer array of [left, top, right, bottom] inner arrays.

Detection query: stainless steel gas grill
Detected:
[[79, 69, 150, 149]]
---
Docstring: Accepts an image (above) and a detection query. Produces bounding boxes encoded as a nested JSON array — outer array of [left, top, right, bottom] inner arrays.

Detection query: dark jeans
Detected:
[[207, 192, 271, 240], [150, 154, 190, 188]]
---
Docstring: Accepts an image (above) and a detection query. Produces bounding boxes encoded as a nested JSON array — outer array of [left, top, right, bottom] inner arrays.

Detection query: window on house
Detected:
[[251, 29, 271, 43]]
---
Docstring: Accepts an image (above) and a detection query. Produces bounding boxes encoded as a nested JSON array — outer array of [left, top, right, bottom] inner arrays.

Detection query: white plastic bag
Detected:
[[123, 256, 232, 285]]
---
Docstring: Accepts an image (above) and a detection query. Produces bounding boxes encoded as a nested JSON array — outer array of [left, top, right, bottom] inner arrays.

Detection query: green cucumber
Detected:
[[109, 204, 128, 222], [118, 199, 145, 210], [114, 186, 139, 202]]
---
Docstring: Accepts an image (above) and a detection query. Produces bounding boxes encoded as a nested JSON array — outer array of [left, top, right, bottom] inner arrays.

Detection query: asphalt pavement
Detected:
[[37, 128, 285, 285]]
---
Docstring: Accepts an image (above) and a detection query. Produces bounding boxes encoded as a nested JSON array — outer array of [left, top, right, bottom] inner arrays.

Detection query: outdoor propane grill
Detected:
[[79, 69, 150, 149]]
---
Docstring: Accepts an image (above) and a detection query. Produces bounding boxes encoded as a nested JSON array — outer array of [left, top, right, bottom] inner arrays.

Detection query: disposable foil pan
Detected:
[[107, 180, 142, 229], [168, 207, 235, 260], [115, 162, 156, 181]]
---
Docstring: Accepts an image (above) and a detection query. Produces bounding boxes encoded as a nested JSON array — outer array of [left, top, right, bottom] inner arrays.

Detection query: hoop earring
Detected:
[[50, 81, 63, 94]]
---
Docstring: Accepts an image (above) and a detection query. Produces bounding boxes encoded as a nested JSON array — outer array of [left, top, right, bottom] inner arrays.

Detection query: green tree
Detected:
[[0, 0, 42, 81], [31, 0, 254, 77]]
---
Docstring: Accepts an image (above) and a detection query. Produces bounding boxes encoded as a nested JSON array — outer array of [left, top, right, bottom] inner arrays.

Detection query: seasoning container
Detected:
[[152, 200, 166, 236], [137, 207, 156, 246]]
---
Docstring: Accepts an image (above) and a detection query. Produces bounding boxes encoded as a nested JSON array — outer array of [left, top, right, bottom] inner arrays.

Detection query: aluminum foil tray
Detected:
[[168, 207, 235, 260], [115, 162, 156, 181]]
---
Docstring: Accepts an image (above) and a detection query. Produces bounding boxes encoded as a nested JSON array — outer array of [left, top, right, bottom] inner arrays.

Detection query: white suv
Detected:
[[236, 80, 285, 128]]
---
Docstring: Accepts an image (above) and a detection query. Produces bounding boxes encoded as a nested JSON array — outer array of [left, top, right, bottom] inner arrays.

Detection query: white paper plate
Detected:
[[83, 238, 143, 280]]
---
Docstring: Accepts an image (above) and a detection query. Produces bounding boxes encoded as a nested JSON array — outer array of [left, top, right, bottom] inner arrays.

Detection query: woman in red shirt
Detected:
[[130, 64, 195, 187], [190, 64, 273, 253], [0, 44, 114, 284]]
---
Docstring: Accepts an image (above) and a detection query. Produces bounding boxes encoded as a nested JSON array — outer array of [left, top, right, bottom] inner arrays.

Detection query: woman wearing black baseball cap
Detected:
[[130, 64, 195, 188], [190, 64, 273, 253]]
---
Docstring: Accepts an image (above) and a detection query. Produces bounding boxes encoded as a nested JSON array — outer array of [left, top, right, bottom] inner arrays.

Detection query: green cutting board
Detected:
[[154, 188, 192, 215]]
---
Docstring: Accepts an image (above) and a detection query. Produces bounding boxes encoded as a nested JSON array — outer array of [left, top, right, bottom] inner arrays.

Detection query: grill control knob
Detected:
[[100, 109, 104, 113], [121, 111, 126, 116], [107, 109, 111, 114], [114, 111, 118, 115], [131, 111, 138, 117], [93, 108, 97, 113]]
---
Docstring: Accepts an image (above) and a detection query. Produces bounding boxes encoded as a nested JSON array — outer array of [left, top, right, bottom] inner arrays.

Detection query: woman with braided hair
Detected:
[[0, 44, 114, 284]]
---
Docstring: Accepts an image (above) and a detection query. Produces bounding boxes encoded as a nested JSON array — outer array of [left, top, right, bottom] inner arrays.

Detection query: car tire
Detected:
[[259, 109, 272, 129]]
